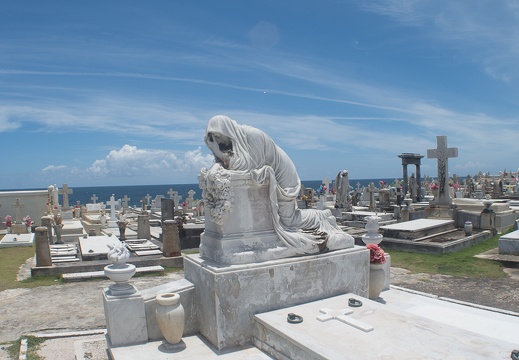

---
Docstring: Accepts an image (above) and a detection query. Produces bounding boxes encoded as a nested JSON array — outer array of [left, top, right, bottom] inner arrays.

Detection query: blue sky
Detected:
[[2, 1, 519, 189]]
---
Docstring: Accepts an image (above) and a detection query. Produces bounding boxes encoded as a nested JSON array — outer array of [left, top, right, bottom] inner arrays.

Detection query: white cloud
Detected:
[[42, 164, 67, 172], [87, 145, 214, 178]]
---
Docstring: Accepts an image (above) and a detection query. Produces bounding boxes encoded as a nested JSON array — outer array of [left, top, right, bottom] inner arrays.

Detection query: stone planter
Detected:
[[156, 293, 185, 348], [368, 263, 385, 299]]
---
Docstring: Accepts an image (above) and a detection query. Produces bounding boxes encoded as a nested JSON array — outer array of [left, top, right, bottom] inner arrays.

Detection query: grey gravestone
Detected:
[[161, 198, 175, 222]]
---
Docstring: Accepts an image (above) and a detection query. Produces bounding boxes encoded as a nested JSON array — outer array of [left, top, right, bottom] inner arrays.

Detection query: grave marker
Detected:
[[427, 136, 458, 206], [59, 183, 73, 210], [12, 198, 24, 223], [91, 194, 98, 204]]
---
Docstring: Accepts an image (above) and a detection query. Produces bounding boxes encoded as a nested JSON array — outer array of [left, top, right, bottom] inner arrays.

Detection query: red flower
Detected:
[[367, 244, 386, 264]]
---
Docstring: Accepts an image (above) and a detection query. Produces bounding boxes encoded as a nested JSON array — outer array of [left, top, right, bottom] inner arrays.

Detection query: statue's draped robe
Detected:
[[205, 115, 353, 254]]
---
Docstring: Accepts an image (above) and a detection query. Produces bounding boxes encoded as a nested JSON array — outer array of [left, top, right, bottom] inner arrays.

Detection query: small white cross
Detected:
[[91, 194, 98, 204], [317, 308, 373, 332]]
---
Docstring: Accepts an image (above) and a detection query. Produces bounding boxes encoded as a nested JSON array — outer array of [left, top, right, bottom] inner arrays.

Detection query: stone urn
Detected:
[[361, 215, 383, 245], [104, 242, 136, 296], [464, 221, 473, 236], [368, 263, 385, 299], [156, 293, 185, 348], [117, 220, 128, 241]]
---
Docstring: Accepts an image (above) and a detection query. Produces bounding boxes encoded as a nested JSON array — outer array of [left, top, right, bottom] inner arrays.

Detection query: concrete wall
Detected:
[[0, 190, 48, 227]]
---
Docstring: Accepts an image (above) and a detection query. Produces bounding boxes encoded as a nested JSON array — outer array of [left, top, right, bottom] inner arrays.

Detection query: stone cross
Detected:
[[91, 194, 98, 204], [427, 136, 458, 206], [59, 183, 73, 210], [172, 191, 182, 209], [107, 194, 118, 221], [167, 188, 175, 199], [322, 177, 331, 195], [187, 190, 196, 208], [368, 182, 376, 210], [122, 195, 130, 209], [12, 198, 24, 223], [316, 308, 373, 332], [356, 182, 361, 192], [145, 194, 152, 205]]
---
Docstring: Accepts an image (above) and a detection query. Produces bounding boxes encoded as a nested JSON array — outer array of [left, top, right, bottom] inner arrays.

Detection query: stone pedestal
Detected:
[[40, 216, 53, 244], [103, 289, 148, 347], [35, 226, 52, 267], [137, 213, 151, 240], [162, 220, 181, 257], [184, 247, 369, 350]]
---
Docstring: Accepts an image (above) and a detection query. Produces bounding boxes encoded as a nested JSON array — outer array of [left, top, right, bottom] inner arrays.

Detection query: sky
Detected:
[[2, 0, 519, 190]]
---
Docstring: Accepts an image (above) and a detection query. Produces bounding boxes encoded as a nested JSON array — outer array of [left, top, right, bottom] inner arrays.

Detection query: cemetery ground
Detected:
[[0, 235, 518, 360]]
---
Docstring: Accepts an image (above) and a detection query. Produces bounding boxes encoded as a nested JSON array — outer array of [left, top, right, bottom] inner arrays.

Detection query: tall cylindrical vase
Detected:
[[156, 293, 185, 347], [369, 263, 385, 299]]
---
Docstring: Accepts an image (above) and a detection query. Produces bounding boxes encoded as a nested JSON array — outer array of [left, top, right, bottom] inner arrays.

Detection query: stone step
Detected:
[[61, 265, 164, 281]]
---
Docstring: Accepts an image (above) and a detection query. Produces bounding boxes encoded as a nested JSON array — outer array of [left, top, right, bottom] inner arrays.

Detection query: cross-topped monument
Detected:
[[107, 194, 118, 222], [12, 198, 24, 223], [427, 135, 458, 206], [122, 195, 130, 209], [145, 194, 152, 205], [59, 183, 73, 210], [167, 188, 175, 199], [172, 191, 182, 210], [91, 194, 98, 204]]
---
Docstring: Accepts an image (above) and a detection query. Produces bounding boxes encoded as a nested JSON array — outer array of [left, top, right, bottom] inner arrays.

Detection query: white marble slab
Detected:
[[254, 292, 517, 359], [0, 233, 35, 248], [380, 218, 453, 232], [135, 249, 162, 256], [79, 235, 121, 258]]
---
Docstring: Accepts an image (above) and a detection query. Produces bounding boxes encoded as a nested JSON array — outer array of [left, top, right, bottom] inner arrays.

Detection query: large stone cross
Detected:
[[427, 136, 458, 206], [187, 189, 196, 208], [145, 194, 152, 205], [91, 194, 98, 204], [12, 198, 24, 223], [59, 183, 73, 210], [316, 308, 373, 332]]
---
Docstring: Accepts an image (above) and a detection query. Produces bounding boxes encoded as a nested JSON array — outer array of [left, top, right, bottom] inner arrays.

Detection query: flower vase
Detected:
[[156, 293, 185, 348], [369, 263, 385, 299], [464, 221, 473, 236], [6, 226, 11, 234]]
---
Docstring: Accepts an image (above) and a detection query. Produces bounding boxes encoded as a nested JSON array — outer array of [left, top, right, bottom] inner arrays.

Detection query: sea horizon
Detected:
[[0, 178, 400, 208]]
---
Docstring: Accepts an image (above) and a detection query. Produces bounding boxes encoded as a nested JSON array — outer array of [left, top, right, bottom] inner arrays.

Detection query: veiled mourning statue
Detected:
[[199, 115, 353, 264]]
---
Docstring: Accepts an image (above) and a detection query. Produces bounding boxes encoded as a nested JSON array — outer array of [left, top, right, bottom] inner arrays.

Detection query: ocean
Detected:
[[42, 178, 398, 207]]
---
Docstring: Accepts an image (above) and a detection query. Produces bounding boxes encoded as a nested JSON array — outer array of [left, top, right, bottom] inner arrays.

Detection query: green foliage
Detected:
[[4, 336, 46, 360]]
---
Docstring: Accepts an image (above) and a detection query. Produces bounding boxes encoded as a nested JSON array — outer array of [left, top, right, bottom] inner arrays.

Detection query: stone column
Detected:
[[162, 220, 181, 257], [40, 216, 53, 244], [35, 226, 52, 267], [137, 213, 151, 240]]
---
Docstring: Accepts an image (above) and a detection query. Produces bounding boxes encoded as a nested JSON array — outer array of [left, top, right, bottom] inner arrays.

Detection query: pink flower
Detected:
[[367, 244, 386, 264]]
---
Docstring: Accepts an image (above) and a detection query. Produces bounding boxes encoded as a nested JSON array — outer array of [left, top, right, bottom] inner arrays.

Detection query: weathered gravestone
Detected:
[[427, 136, 458, 206]]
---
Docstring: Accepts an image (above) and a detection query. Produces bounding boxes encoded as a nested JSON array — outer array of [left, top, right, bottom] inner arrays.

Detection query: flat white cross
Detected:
[[145, 194, 152, 205], [107, 195, 118, 220], [91, 194, 98, 204], [317, 308, 373, 332], [122, 195, 130, 208]]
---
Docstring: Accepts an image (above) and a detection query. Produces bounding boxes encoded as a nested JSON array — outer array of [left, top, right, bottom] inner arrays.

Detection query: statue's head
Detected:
[[205, 115, 238, 169]]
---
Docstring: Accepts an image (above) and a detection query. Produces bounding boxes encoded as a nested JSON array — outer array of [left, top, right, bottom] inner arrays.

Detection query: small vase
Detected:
[[464, 221, 473, 236], [156, 293, 185, 347], [369, 263, 385, 299]]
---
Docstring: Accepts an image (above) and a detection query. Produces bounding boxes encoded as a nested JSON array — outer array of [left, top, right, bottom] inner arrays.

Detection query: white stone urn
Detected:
[[104, 242, 136, 296], [368, 263, 385, 299], [156, 293, 185, 348], [361, 215, 383, 245]]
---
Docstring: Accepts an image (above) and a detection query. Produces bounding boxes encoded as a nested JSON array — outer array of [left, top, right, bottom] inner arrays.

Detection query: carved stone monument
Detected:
[[427, 136, 458, 206], [184, 115, 367, 350]]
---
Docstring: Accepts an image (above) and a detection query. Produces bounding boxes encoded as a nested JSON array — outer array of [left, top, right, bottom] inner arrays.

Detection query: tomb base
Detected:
[[103, 288, 148, 347], [184, 246, 369, 350]]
